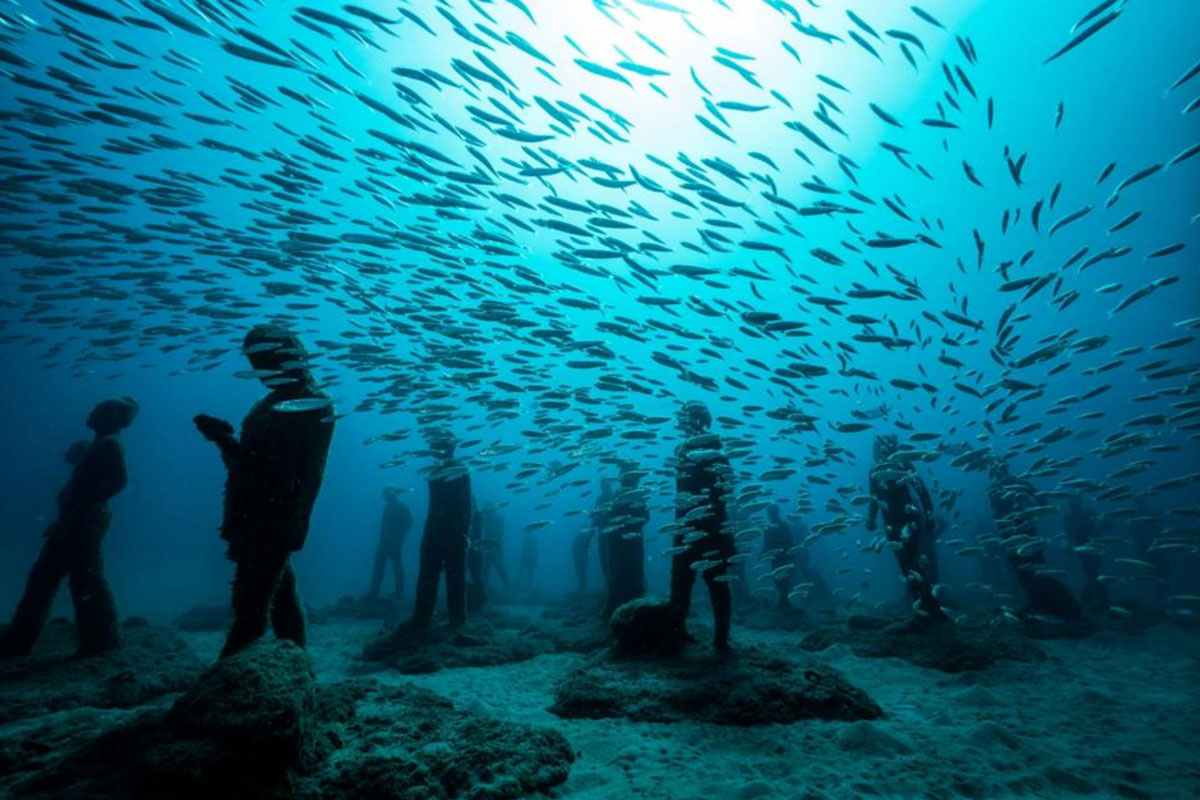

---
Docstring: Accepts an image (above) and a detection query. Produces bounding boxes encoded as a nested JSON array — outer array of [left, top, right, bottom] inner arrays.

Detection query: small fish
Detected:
[[1045, 9, 1123, 64], [910, 5, 945, 29], [1166, 58, 1200, 96], [273, 397, 334, 413]]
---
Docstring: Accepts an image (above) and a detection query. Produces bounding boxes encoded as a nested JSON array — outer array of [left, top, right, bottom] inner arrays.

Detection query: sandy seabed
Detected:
[[3, 604, 1197, 800], [181, 605, 1199, 800]]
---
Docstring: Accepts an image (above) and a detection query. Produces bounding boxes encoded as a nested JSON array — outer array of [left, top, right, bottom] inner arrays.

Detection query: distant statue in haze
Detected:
[[194, 324, 334, 658], [866, 434, 948, 624], [0, 397, 139, 658], [407, 430, 471, 629], [1129, 499, 1169, 613], [1063, 494, 1108, 612], [987, 459, 1084, 622], [516, 530, 538, 591], [576, 477, 616, 596], [603, 463, 648, 619], [467, 502, 507, 611], [762, 505, 797, 611], [478, 507, 509, 593], [669, 400, 736, 653], [367, 487, 412, 607]]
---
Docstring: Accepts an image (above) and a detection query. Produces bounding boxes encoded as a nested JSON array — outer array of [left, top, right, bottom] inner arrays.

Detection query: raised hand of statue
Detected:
[[193, 414, 234, 441]]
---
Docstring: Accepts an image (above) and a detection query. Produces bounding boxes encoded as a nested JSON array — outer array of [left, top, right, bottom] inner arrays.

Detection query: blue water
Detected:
[[1, 0, 1197, 623]]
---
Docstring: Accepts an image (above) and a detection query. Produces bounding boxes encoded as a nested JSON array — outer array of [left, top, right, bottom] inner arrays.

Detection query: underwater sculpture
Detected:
[[867, 434, 949, 623], [408, 430, 471, 629], [669, 400, 736, 652], [516, 529, 539, 591], [590, 476, 617, 600], [1063, 494, 1108, 612], [987, 460, 1086, 623], [762, 504, 798, 611], [467, 498, 486, 612], [194, 324, 334, 658], [466, 500, 507, 610], [0, 397, 138, 658], [1129, 499, 1170, 613], [367, 487, 412, 605], [602, 462, 649, 619], [478, 506, 509, 593]]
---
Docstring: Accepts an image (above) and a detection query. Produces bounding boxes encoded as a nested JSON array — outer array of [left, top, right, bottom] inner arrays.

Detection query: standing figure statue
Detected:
[[516, 531, 538, 591], [866, 435, 948, 623], [669, 401, 736, 652], [578, 478, 616, 596], [762, 505, 797, 611], [478, 506, 509, 593], [0, 397, 139, 658], [367, 487, 412, 609], [195, 324, 334, 658], [987, 459, 1084, 622], [603, 463, 649, 619], [408, 430, 471, 629], [1063, 494, 1108, 612]]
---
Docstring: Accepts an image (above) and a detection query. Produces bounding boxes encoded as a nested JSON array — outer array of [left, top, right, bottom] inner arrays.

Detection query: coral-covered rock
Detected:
[[550, 644, 881, 726], [10, 639, 575, 800], [170, 604, 233, 632], [800, 614, 1047, 673], [609, 597, 685, 655], [0, 620, 204, 725], [361, 618, 558, 674], [315, 683, 574, 800]]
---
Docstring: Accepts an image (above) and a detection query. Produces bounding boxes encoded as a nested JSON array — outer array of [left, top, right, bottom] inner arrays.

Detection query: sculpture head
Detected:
[[678, 400, 711, 434], [243, 324, 311, 386], [873, 433, 899, 460], [427, 428, 456, 460], [86, 396, 139, 436]]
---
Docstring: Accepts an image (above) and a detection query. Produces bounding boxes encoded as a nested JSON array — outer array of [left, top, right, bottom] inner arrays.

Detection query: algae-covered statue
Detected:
[[669, 400, 736, 652], [867, 434, 948, 624], [0, 396, 139, 658], [407, 429, 471, 629], [367, 487, 413, 605], [194, 324, 334, 658], [602, 462, 649, 620], [987, 459, 1084, 622]]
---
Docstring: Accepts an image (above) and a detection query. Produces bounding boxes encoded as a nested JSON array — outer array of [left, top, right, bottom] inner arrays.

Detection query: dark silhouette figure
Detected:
[[466, 500, 507, 611], [762, 505, 796, 610], [516, 531, 538, 591], [1063, 495, 1108, 612], [1129, 499, 1169, 612], [368, 487, 412, 603], [866, 435, 948, 623], [603, 464, 649, 619], [669, 401, 735, 651], [987, 460, 1084, 621], [409, 432, 471, 629], [195, 325, 334, 658], [479, 507, 509, 592], [571, 529, 592, 595], [0, 397, 138, 658], [579, 478, 616, 595], [787, 515, 834, 609], [467, 498, 485, 612]]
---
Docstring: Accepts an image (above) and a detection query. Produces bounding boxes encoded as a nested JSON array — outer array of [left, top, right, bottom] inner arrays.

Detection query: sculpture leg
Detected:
[[270, 559, 306, 648], [222, 547, 288, 658], [69, 531, 120, 656], [0, 533, 70, 657]]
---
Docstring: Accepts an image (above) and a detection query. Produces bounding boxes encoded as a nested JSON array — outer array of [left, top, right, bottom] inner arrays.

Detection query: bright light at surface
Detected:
[[369, 0, 982, 175]]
